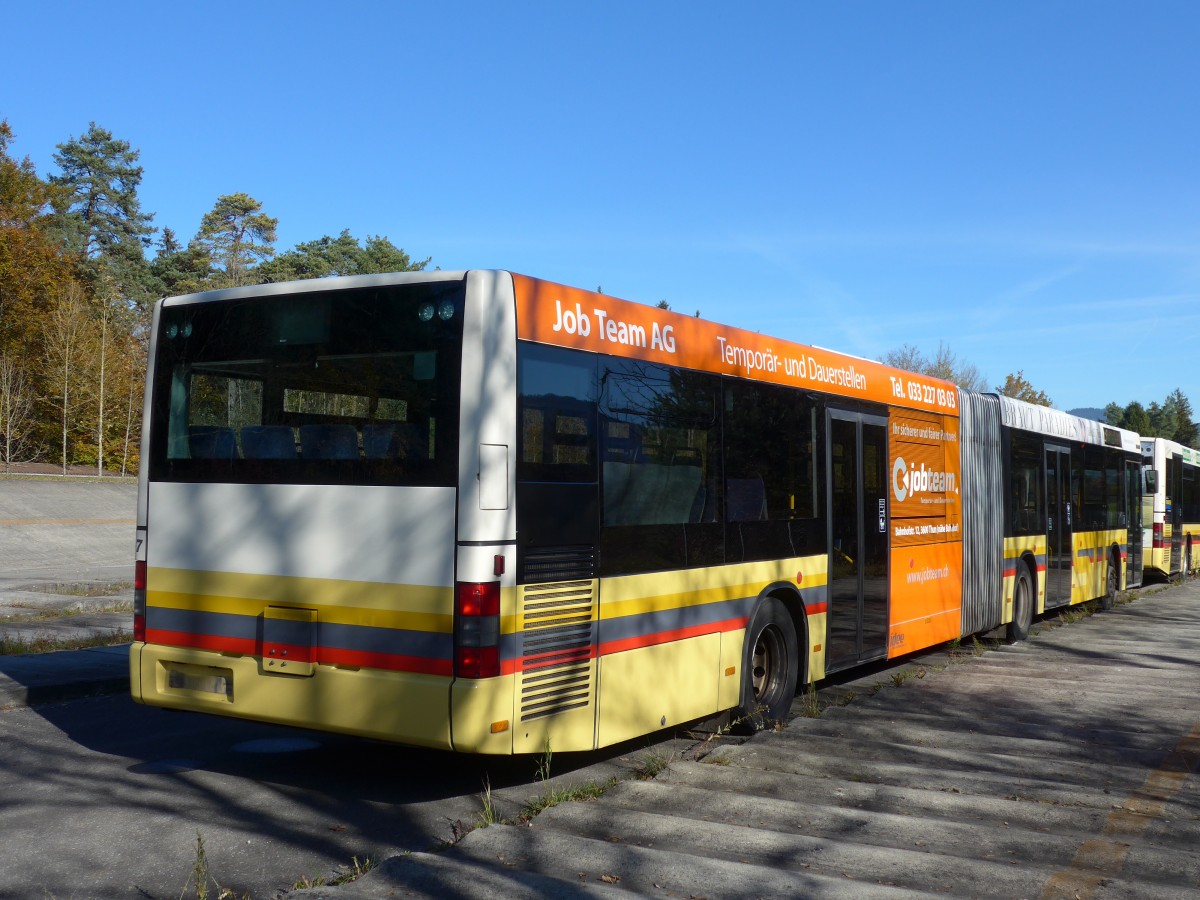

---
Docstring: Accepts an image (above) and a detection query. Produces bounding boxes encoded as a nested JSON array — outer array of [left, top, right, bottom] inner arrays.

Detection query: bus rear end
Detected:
[[131, 271, 513, 750]]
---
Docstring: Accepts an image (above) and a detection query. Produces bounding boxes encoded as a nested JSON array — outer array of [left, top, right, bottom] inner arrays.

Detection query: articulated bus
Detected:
[[130, 271, 1135, 753], [987, 399, 1142, 638], [1141, 437, 1200, 579]]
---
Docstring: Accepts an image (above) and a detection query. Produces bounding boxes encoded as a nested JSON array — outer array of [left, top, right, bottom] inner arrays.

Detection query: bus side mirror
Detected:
[[1144, 469, 1159, 493]]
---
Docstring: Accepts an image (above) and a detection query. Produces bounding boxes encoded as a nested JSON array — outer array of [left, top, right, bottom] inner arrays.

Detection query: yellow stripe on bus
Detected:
[[601, 556, 826, 618], [147, 589, 453, 633], [147, 567, 453, 614]]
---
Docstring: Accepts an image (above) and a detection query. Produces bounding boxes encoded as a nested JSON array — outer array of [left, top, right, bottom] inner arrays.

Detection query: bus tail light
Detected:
[[134, 560, 147, 642], [1153, 522, 1164, 549], [455, 581, 501, 678]]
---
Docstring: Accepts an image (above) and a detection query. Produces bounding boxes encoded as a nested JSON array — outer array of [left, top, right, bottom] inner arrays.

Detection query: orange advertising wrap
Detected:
[[887, 409, 963, 657], [512, 275, 960, 416]]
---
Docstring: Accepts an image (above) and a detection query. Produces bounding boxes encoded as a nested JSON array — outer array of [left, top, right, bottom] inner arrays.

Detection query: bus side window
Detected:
[[598, 359, 721, 575], [722, 381, 819, 562]]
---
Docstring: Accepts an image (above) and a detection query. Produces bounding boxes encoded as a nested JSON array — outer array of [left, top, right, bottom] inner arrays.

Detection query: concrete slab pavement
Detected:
[[0, 477, 136, 590], [288, 579, 1200, 900], [0, 477, 135, 708]]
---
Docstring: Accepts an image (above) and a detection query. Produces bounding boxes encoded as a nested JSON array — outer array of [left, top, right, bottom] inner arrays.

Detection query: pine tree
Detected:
[[50, 123, 154, 259], [195, 193, 277, 287], [1168, 388, 1198, 447]]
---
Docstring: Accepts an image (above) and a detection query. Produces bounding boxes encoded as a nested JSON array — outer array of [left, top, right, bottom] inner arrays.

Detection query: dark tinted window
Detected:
[[149, 281, 464, 485], [1006, 431, 1043, 536], [599, 358, 722, 574], [724, 380, 821, 561], [517, 343, 597, 483]]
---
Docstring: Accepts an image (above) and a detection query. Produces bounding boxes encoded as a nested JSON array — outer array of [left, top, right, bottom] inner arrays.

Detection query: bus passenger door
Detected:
[[1169, 454, 1183, 574], [826, 410, 889, 673], [1125, 459, 1143, 588], [1044, 446, 1072, 607]]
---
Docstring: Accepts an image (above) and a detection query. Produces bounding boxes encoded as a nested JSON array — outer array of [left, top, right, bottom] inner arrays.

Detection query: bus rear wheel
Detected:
[[1007, 566, 1033, 643], [733, 597, 799, 732], [1100, 560, 1117, 611]]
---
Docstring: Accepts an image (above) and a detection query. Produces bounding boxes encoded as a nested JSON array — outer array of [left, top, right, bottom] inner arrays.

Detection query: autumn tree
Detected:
[[112, 332, 145, 476], [996, 370, 1052, 406], [40, 282, 96, 474], [881, 341, 988, 391], [0, 119, 71, 360], [195, 193, 277, 287], [0, 354, 34, 473]]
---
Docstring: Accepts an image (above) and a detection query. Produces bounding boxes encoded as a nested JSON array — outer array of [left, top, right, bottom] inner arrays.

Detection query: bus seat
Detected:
[[392, 423, 425, 459], [188, 426, 240, 460], [727, 477, 768, 522], [363, 423, 424, 460], [363, 423, 400, 459], [241, 425, 297, 460], [300, 424, 359, 459]]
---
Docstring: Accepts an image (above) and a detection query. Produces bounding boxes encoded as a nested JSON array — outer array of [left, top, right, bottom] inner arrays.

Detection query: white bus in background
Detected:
[[1141, 437, 1200, 579]]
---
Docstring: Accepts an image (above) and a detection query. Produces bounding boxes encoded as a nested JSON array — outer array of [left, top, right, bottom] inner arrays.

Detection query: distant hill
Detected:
[[1069, 407, 1106, 422]]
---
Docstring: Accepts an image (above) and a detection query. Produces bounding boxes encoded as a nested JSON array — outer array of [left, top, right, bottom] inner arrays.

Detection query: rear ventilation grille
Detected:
[[522, 546, 596, 584], [519, 580, 596, 722]]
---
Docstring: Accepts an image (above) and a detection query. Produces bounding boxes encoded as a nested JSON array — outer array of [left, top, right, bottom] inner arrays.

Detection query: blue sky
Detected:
[[3, 1, 1198, 414]]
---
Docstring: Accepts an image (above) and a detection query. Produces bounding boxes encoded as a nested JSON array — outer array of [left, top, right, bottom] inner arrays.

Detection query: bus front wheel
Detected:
[[733, 597, 799, 732], [1007, 566, 1033, 643]]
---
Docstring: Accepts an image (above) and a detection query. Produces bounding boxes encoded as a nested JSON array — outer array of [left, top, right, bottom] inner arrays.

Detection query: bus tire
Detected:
[[1100, 559, 1117, 611], [1006, 565, 1033, 643], [732, 597, 799, 732]]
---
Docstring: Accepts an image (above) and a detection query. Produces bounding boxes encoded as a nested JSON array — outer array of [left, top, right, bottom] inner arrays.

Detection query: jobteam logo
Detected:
[[892, 457, 955, 502]]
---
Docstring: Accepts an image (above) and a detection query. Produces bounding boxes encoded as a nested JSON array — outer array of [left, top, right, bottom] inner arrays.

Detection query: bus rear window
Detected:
[[148, 281, 464, 486]]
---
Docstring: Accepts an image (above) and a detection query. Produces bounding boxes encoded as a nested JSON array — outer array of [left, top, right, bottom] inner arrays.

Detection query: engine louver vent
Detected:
[[519, 579, 596, 722]]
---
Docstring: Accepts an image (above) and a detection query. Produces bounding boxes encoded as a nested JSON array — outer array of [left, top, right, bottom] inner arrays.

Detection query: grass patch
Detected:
[[182, 832, 247, 900], [292, 856, 378, 890], [800, 681, 822, 718], [2, 600, 133, 622], [519, 777, 618, 820], [632, 747, 674, 779], [0, 629, 131, 655], [477, 776, 501, 828], [701, 754, 732, 766], [20, 581, 133, 598], [0, 472, 136, 483], [1058, 601, 1097, 625]]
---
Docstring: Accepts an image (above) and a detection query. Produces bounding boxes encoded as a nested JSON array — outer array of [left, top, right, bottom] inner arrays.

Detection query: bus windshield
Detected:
[[147, 280, 464, 486]]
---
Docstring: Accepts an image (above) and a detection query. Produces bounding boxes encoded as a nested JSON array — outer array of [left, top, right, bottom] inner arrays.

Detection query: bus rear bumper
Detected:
[[131, 642, 454, 749]]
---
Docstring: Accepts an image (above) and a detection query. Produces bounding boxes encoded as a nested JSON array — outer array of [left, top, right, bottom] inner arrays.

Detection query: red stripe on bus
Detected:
[[145, 630, 453, 677], [512, 646, 594, 674], [597, 616, 748, 658], [317, 647, 453, 677], [805, 602, 827, 616], [147, 630, 257, 656], [262, 640, 314, 664]]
